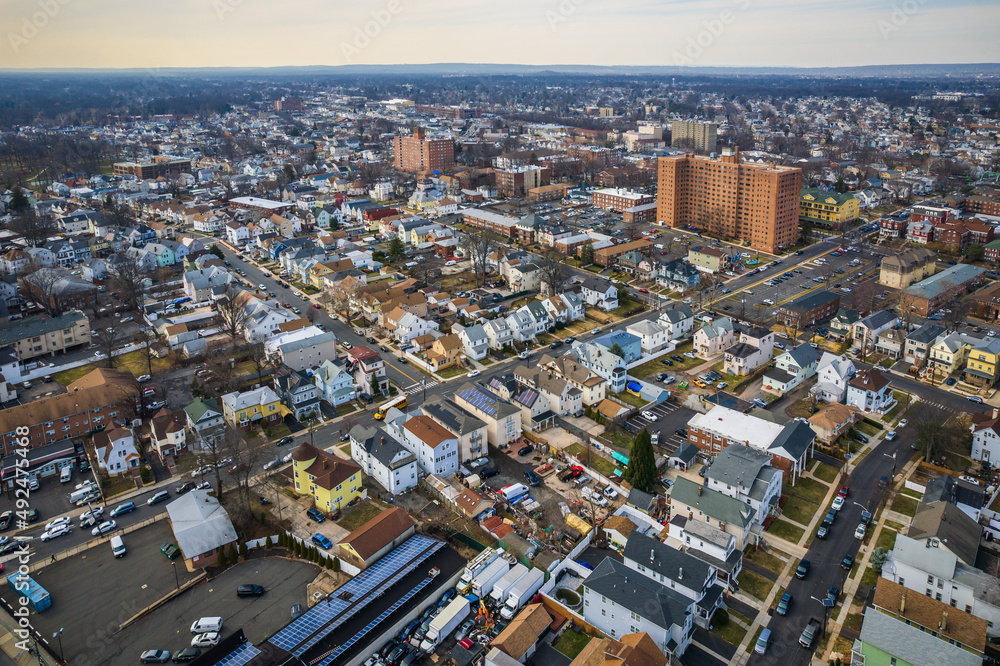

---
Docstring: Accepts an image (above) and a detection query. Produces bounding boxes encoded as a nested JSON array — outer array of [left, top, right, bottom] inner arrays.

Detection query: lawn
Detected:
[[813, 462, 839, 484], [436, 365, 469, 379], [629, 358, 666, 380], [52, 349, 172, 385], [337, 498, 389, 531], [744, 548, 786, 575], [890, 494, 919, 517], [900, 488, 923, 499], [861, 566, 879, 589], [844, 613, 864, 632], [736, 569, 774, 602], [566, 444, 618, 478], [615, 391, 648, 409], [875, 528, 898, 552], [786, 398, 816, 420], [335, 403, 358, 416], [856, 420, 882, 438], [711, 610, 749, 647], [782, 498, 821, 526], [788, 477, 831, 503], [768, 520, 805, 544], [554, 628, 591, 659]]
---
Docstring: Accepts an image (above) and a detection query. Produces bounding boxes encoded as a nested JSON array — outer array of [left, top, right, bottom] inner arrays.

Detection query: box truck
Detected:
[[419, 597, 470, 652], [470, 558, 509, 598], [456, 547, 500, 592], [489, 564, 529, 606], [500, 568, 544, 620]]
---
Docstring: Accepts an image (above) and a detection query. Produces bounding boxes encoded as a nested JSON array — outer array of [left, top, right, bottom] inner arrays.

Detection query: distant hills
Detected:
[[2, 63, 999, 79]]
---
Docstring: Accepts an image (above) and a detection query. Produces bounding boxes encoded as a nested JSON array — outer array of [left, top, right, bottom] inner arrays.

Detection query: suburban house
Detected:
[[578, 276, 619, 311], [693, 318, 735, 358], [593, 330, 642, 363], [221, 386, 285, 430], [813, 352, 857, 402], [265, 326, 338, 372], [971, 409, 1000, 465], [807, 402, 860, 444], [424, 334, 463, 372], [345, 345, 389, 397], [846, 368, 895, 413], [965, 337, 1000, 387], [930, 332, 980, 377], [419, 397, 489, 463], [93, 427, 140, 476], [723, 326, 774, 376], [165, 490, 238, 571], [290, 442, 362, 515], [483, 318, 514, 350], [183, 397, 225, 447], [665, 513, 742, 592], [657, 305, 695, 341], [349, 425, 419, 494], [704, 444, 783, 526], [904, 323, 947, 366], [273, 367, 321, 420], [312, 360, 356, 406], [456, 323, 490, 361], [669, 476, 757, 550], [625, 320, 670, 354], [397, 415, 460, 476], [150, 409, 187, 463], [569, 633, 668, 666], [828, 308, 860, 340], [490, 604, 554, 663], [570, 341, 628, 393], [453, 384, 522, 447], [763, 342, 821, 393], [337, 507, 416, 571]]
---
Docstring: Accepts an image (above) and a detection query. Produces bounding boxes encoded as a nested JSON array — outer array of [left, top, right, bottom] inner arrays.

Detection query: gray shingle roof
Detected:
[[623, 532, 712, 587], [671, 477, 755, 528], [768, 420, 815, 461], [583, 558, 693, 632], [165, 490, 237, 558], [858, 607, 981, 666], [705, 444, 772, 491]]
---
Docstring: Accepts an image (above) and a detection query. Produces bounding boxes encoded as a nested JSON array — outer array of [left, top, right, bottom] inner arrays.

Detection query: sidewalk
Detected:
[[819, 455, 921, 662]]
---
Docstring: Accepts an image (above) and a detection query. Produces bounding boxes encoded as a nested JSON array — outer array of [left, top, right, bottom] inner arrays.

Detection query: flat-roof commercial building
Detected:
[[903, 264, 987, 316], [777, 290, 841, 328], [656, 148, 802, 254], [592, 188, 653, 213], [0, 310, 90, 361], [393, 127, 454, 173], [113, 157, 191, 179]]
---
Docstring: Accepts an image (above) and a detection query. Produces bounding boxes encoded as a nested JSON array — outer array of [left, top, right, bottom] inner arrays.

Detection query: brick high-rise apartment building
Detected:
[[393, 127, 454, 173], [670, 120, 719, 153], [656, 148, 802, 254]]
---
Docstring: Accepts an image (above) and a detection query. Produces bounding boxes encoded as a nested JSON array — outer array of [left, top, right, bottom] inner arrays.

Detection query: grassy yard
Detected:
[[736, 569, 774, 602], [813, 462, 839, 484], [768, 520, 805, 544], [337, 498, 389, 531], [711, 609, 749, 647], [890, 494, 919, 517], [786, 399, 816, 420], [782, 498, 821, 526], [861, 566, 879, 588], [900, 488, 923, 499], [335, 403, 358, 416], [856, 420, 882, 438], [875, 528, 898, 552], [52, 349, 172, 385], [844, 612, 864, 632], [566, 444, 618, 478], [554, 628, 591, 659], [789, 477, 831, 503], [744, 548, 786, 575], [615, 391, 648, 409], [630, 358, 667, 379], [436, 365, 469, 379]]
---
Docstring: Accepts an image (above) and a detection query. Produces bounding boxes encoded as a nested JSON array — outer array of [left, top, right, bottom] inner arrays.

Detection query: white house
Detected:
[[349, 424, 419, 494], [971, 412, 1000, 465], [266, 326, 338, 372], [658, 304, 695, 341], [704, 444, 783, 526], [396, 414, 460, 476], [456, 323, 490, 361], [483, 318, 514, 350], [505, 310, 536, 343], [93, 427, 140, 475], [578, 275, 619, 311], [813, 352, 857, 402], [723, 326, 774, 376], [626, 319, 670, 354], [312, 359, 356, 406], [570, 341, 627, 393], [846, 368, 895, 413], [394, 312, 438, 344], [693, 317, 735, 358], [764, 343, 821, 393]]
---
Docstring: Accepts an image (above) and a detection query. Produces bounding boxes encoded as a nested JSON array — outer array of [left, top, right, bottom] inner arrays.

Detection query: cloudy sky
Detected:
[[4, 0, 998, 69]]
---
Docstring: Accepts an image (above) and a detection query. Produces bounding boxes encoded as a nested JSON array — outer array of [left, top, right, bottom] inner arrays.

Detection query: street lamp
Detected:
[[883, 451, 897, 476], [810, 595, 832, 638], [52, 628, 64, 663], [171, 561, 179, 590]]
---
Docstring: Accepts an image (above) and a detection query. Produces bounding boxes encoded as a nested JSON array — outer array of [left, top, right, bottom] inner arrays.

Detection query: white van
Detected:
[[445, 260, 457, 267], [60, 467, 72, 483], [110, 535, 126, 558], [190, 617, 223, 634], [500, 483, 529, 502]]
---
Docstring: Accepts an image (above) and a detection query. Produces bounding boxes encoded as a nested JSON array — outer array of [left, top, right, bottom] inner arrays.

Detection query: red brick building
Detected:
[[591, 188, 654, 213], [393, 127, 454, 173], [593, 239, 653, 267], [933, 221, 972, 251], [967, 195, 1000, 217]]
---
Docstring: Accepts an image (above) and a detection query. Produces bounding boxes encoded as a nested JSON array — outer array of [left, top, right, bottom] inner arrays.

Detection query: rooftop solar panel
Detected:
[[268, 535, 443, 656], [214, 642, 261, 666]]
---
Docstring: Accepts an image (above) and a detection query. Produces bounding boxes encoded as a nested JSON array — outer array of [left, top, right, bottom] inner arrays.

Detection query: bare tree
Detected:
[[246, 334, 270, 383], [215, 284, 249, 347], [92, 326, 126, 368], [460, 228, 501, 289], [19, 264, 63, 316], [222, 426, 268, 521], [849, 280, 879, 315], [539, 251, 571, 296], [110, 253, 149, 315], [9, 208, 55, 247]]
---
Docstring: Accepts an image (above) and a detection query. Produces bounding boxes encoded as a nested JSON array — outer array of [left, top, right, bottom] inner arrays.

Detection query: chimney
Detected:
[[940, 610, 948, 632], [698, 485, 703, 496], [900, 592, 906, 614], [650, 550, 655, 563], [678, 567, 683, 580]]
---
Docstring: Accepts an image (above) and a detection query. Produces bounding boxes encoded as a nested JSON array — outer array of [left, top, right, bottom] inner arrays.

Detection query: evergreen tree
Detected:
[[608, 343, 626, 359], [238, 541, 248, 558], [333, 557, 341, 573], [228, 543, 238, 562], [580, 241, 595, 265], [9, 187, 28, 213], [217, 546, 227, 567], [624, 429, 657, 492], [388, 237, 406, 261], [264, 536, 272, 550]]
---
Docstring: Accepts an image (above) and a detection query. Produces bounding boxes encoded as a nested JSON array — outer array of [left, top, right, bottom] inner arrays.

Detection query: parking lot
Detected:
[[107, 557, 320, 666], [0, 520, 203, 666]]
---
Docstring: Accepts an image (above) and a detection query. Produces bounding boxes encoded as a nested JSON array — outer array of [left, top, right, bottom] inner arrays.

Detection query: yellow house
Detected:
[[424, 333, 462, 371], [221, 386, 286, 430], [799, 188, 860, 227], [290, 442, 362, 514], [965, 338, 1000, 387], [929, 333, 974, 377]]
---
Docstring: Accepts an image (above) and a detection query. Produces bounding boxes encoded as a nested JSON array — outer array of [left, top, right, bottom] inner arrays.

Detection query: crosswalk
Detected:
[[922, 400, 957, 414], [404, 380, 440, 395]]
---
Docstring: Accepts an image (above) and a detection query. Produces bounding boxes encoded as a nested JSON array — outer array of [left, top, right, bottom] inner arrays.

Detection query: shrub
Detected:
[[228, 543, 238, 562], [217, 546, 227, 567], [264, 536, 272, 550], [238, 541, 248, 558], [712, 609, 729, 627]]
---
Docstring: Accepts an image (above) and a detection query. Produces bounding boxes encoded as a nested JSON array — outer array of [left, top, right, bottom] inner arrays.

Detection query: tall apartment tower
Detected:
[[656, 148, 802, 254], [670, 120, 719, 153], [393, 127, 455, 173]]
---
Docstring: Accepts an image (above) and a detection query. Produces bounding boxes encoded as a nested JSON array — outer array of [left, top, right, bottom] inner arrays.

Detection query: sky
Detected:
[[3, 0, 999, 70]]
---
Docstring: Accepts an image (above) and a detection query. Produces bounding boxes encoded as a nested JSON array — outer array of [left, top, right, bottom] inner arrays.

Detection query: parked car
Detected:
[[110, 501, 136, 517], [831, 496, 845, 511], [776, 592, 792, 616], [855, 523, 867, 540], [842, 553, 854, 570], [816, 522, 831, 539], [147, 490, 170, 506], [275, 436, 294, 446], [795, 559, 810, 579], [174, 482, 196, 495], [91, 520, 117, 536], [306, 508, 325, 523], [139, 650, 172, 664], [237, 584, 265, 597], [312, 533, 333, 550], [40, 524, 71, 541], [171, 647, 201, 662], [480, 468, 499, 478], [517, 445, 533, 457]]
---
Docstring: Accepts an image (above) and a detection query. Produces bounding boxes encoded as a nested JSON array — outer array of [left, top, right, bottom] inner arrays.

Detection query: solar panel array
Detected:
[[459, 388, 497, 417], [268, 535, 442, 655], [213, 642, 261, 666], [316, 576, 435, 666]]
